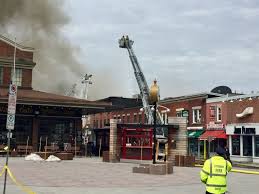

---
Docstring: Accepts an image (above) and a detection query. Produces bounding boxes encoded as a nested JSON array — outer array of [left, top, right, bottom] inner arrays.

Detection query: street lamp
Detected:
[[140, 80, 170, 164], [150, 80, 159, 164]]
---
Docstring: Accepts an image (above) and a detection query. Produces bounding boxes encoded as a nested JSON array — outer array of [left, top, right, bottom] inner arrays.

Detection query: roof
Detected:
[[0, 35, 34, 52], [161, 92, 222, 103], [206, 93, 258, 103], [97, 96, 142, 110], [0, 87, 110, 109]]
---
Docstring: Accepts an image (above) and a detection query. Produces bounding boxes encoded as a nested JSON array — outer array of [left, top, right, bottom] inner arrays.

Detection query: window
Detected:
[[127, 114, 130, 123], [192, 109, 201, 123], [176, 111, 182, 117], [176, 108, 184, 117], [133, 114, 137, 123], [92, 120, 95, 128], [255, 136, 259, 157], [216, 106, 222, 122], [162, 112, 168, 124], [99, 119, 102, 128], [209, 106, 216, 118], [232, 135, 240, 155], [0, 67, 3, 85], [144, 115, 148, 123], [243, 136, 252, 156], [11, 68, 23, 86], [138, 114, 142, 123]]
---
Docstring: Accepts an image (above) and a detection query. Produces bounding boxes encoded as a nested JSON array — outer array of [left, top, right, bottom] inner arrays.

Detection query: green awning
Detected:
[[187, 130, 204, 138]]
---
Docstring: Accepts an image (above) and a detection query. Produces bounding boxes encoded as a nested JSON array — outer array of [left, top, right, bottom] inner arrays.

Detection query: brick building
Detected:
[[0, 35, 108, 152], [207, 94, 259, 163], [89, 93, 221, 160], [160, 92, 221, 159]]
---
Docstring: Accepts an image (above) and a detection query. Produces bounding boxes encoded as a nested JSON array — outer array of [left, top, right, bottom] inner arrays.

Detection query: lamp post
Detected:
[[152, 102, 157, 164], [149, 80, 159, 164]]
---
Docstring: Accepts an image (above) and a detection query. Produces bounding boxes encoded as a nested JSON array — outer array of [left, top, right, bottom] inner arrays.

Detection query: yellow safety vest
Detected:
[[200, 156, 232, 194]]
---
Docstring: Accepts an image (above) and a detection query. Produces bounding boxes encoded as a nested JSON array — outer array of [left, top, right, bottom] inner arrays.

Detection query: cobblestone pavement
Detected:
[[0, 157, 259, 194]]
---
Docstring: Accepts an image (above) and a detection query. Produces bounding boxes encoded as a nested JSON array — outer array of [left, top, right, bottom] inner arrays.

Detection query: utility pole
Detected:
[[3, 38, 17, 194], [81, 74, 93, 100]]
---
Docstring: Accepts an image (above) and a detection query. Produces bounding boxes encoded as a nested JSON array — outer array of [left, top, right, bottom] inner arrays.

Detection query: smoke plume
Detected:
[[0, 0, 87, 97]]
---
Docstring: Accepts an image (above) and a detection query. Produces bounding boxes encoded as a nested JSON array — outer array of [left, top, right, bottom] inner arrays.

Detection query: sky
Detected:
[[60, 0, 259, 99]]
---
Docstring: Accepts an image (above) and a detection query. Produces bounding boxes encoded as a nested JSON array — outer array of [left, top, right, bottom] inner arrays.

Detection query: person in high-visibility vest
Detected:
[[200, 146, 232, 194]]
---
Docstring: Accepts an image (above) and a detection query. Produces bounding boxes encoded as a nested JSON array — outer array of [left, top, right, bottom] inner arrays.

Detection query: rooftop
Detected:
[[161, 92, 222, 103], [0, 34, 34, 52], [207, 93, 259, 103], [0, 87, 110, 109]]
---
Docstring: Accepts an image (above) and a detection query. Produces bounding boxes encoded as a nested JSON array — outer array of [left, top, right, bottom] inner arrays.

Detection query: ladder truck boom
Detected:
[[119, 35, 153, 124], [119, 35, 166, 139]]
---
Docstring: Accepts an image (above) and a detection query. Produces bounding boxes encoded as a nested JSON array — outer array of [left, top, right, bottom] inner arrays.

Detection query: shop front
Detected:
[[121, 128, 153, 160], [199, 130, 227, 159], [0, 88, 108, 152], [226, 124, 259, 163], [187, 127, 204, 159]]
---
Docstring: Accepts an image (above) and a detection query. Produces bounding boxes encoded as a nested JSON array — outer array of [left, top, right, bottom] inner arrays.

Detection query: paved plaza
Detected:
[[0, 157, 259, 194]]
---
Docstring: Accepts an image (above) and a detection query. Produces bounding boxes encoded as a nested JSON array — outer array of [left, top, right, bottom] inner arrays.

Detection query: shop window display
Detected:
[[232, 135, 240, 155], [255, 136, 259, 157], [189, 138, 198, 156], [243, 136, 252, 156], [122, 128, 153, 160]]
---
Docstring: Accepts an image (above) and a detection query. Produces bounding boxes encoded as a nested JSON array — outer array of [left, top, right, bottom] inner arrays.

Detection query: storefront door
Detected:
[[243, 136, 252, 156]]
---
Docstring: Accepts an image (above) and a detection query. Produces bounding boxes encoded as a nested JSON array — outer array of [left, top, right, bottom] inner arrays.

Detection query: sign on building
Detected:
[[207, 122, 225, 130], [6, 84, 17, 130]]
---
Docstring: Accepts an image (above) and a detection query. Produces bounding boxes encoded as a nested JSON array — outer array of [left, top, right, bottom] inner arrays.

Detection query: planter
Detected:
[[55, 152, 73, 160]]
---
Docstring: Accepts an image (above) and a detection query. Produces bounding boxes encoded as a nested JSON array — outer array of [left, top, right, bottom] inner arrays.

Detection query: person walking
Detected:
[[200, 146, 232, 194], [224, 145, 232, 164]]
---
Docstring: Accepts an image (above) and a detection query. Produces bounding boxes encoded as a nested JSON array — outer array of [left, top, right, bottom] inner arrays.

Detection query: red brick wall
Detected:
[[1, 66, 32, 88], [90, 107, 145, 128], [226, 99, 259, 124], [0, 40, 33, 60], [22, 69, 32, 88], [162, 98, 206, 127], [90, 98, 207, 129], [0, 39, 34, 88], [2, 66, 11, 86], [206, 102, 227, 126]]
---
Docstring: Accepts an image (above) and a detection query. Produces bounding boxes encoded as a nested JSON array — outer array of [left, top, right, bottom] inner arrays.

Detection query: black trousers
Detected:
[[206, 192, 225, 194]]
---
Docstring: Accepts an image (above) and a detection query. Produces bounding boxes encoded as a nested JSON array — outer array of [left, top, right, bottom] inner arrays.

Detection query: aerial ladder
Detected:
[[119, 35, 166, 139]]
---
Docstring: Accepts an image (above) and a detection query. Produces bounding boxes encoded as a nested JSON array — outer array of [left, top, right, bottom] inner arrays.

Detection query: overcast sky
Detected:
[[62, 0, 259, 99]]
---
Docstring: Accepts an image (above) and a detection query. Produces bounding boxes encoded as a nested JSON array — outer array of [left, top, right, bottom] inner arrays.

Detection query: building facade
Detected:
[[160, 93, 221, 159], [0, 35, 108, 152], [207, 94, 259, 163], [89, 93, 221, 159]]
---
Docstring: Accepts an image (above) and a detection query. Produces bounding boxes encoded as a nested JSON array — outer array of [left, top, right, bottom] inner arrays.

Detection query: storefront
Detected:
[[226, 124, 259, 163], [199, 130, 227, 159], [121, 128, 153, 160], [0, 88, 108, 152], [187, 127, 204, 159]]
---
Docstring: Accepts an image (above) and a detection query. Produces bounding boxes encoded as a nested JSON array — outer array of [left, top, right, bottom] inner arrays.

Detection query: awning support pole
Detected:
[[204, 140, 206, 160]]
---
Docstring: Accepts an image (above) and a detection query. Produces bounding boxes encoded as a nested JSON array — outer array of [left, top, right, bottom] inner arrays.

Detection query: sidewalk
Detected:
[[196, 159, 259, 170], [233, 162, 259, 170]]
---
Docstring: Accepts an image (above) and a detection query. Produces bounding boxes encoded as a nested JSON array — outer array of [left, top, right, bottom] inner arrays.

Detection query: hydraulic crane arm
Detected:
[[119, 35, 153, 124]]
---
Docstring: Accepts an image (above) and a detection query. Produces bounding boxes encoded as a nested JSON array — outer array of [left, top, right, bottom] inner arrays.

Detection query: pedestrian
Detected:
[[224, 145, 232, 164], [200, 146, 232, 194], [88, 142, 93, 157]]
